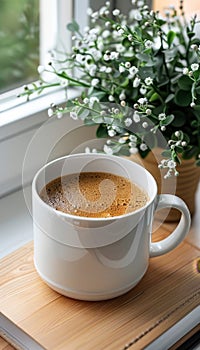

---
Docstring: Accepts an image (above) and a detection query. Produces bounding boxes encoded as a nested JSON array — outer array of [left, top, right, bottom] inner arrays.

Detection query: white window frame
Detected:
[[0, 0, 91, 197]]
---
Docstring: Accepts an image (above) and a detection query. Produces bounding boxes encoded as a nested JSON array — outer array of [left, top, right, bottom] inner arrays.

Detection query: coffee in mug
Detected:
[[40, 172, 149, 218], [32, 153, 191, 300]]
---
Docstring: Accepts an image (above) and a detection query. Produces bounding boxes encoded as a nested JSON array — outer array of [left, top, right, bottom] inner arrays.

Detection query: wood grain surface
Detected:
[[0, 219, 199, 350]]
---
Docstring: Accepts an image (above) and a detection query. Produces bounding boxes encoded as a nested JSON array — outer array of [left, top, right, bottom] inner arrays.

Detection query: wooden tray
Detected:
[[0, 222, 200, 350]]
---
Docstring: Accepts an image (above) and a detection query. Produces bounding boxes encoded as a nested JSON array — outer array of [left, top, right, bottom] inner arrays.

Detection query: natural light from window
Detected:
[[0, 0, 39, 94]]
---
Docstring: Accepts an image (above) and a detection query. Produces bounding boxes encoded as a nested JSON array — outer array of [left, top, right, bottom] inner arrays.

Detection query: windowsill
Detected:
[[0, 87, 80, 141], [0, 185, 33, 258]]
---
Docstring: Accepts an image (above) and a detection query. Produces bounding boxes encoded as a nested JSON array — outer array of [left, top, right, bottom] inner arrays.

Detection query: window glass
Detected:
[[0, 0, 39, 94]]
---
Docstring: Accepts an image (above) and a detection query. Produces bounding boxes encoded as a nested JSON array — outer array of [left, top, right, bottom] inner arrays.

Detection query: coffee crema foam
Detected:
[[40, 172, 149, 218]]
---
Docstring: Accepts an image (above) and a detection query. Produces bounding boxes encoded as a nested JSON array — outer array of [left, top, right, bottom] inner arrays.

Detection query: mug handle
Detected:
[[150, 194, 191, 257]]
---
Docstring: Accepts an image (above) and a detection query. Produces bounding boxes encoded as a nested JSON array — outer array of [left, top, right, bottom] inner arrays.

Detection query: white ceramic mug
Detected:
[[32, 153, 191, 301]]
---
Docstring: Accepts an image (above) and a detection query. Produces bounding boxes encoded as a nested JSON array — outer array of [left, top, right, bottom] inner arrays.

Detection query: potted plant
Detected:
[[21, 0, 200, 219]]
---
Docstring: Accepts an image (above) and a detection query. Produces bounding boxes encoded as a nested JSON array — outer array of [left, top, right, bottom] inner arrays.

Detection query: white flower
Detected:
[[117, 28, 124, 36], [146, 109, 152, 115], [175, 131, 180, 137], [133, 112, 140, 123], [89, 96, 99, 106], [105, 21, 111, 28], [56, 111, 63, 119], [167, 160, 176, 169], [125, 62, 131, 68], [140, 86, 147, 95], [183, 67, 189, 75], [97, 40, 104, 51], [138, 97, 147, 105], [102, 30, 110, 39], [76, 53, 85, 63], [161, 126, 166, 131], [108, 95, 115, 101], [87, 64, 97, 76], [48, 108, 54, 117], [84, 26, 90, 33], [112, 9, 120, 16], [142, 122, 148, 128], [87, 8, 93, 16], [124, 118, 133, 127], [144, 40, 153, 49], [110, 51, 119, 60], [100, 66, 107, 72], [90, 48, 102, 61], [158, 113, 166, 121], [129, 66, 138, 77], [129, 134, 137, 142], [191, 44, 198, 51], [144, 77, 153, 85], [133, 77, 141, 87], [116, 44, 125, 53], [91, 11, 98, 20], [105, 67, 112, 73], [133, 10, 142, 21], [91, 78, 99, 86], [70, 112, 78, 120], [99, 6, 107, 16], [85, 147, 91, 153], [103, 53, 109, 61], [118, 137, 126, 144], [140, 143, 148, 151], [119, 65, 126, 73], [83, 98, 89, 104], [191, 63, 199, 71], [108, 129, 116, 137], [138, 0, 145, 5], [130, 147, 138, 154], [38, 65, 45, 74], [104, 144, 113, 155], [119, 92, 126, 100]]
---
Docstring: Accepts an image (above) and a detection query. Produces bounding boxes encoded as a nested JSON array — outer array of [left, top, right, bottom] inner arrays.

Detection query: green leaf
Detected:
[[104, 116, 114, 124], [65, 100, 74, 108], [161, 114, 174, 126], [84, 119, 96, 126], [67, 20, 79, 32], [161, 149, 171, 158], [90, 91, 106, 100], [187, 31, 195, 38], [167, 30, 176, 47], [178, 76, 192, 91], [174, 90, 192, 106], [193, 70, 200, 80], [175, 146, 183, 153], [182, 146, 198, 159], [149, 92, 159, 102], [119, 148, 131, 156], [96, 124, 108, 138], [93, 101, 101, 112], [165, 93, 175, 103], [193, 104, 200, 111], [77, 107, 90, 120], [171, 111, 186, 127], [121, 77, 130, 87], [92, 115, 104, 123]]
